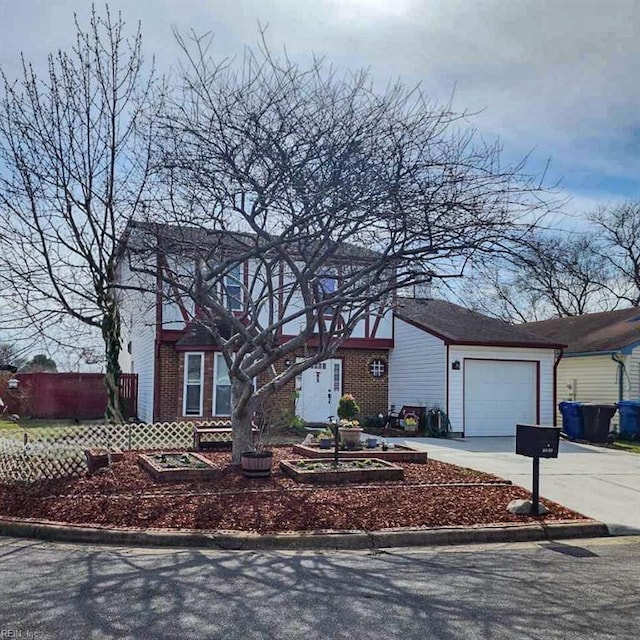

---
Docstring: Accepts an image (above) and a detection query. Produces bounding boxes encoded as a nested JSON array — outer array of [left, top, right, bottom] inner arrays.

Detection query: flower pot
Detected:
[[339, 427, 363, 449], [366, 437, 378, 449], [241, 451, 273, 478], [319, 437, 334, 449]]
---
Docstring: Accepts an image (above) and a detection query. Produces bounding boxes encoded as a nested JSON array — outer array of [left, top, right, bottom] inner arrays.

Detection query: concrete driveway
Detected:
[[396, 436, 640, 534]]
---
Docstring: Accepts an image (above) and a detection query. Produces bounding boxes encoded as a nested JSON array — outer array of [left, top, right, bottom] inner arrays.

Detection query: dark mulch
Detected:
[[0, 446, 588, 534]]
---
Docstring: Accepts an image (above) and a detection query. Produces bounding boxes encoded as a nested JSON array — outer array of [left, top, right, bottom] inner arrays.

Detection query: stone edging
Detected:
[[0, 517, 610, 551]]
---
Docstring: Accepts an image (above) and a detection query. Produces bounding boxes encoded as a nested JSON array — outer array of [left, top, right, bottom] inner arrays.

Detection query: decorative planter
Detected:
[[319, 437, 334, 449], [138, 452, 218, 482], [241, 450, 273, 478], [339, 427, 363, 449], [84, 449, 124, 475], [280, 458, 404, 484], [366, 437, 378, 449]]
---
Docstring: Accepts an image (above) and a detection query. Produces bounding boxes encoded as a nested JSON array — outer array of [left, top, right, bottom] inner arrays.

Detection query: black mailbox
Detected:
[[516, 424, 560, 459]]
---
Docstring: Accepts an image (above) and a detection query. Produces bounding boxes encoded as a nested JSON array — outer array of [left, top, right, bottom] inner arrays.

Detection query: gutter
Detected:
[[611, 353, 625, 403], [553, 348, 564, 426]]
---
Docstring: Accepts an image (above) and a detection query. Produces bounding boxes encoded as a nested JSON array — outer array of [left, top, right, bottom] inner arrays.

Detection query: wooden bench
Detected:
[[193, 424, 260, 451]]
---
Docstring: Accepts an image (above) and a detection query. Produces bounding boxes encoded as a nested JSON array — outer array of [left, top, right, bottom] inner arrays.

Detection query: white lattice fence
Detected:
[[0, 420, 230, 483]]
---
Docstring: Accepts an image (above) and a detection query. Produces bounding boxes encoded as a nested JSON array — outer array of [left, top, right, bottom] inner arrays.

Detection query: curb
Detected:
[[0, 517, 610, 551]]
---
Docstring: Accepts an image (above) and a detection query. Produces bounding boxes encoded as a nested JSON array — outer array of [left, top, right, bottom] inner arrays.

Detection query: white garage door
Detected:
[[464, 360, 537, 436]]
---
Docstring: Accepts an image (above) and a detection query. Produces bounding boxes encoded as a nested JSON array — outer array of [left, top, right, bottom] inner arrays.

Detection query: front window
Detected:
[[183, 352, 204, 416], [213, 353, 232, 416]]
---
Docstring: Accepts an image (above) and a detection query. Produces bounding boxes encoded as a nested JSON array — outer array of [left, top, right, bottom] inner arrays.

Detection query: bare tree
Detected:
[[590, 201, 640, 306], [0, 6, 161, 422], [458, 231, 616, 322], [127, 34, 555, 461]]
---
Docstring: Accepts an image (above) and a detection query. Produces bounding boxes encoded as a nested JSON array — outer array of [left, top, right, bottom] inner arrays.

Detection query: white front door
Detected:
[[296, 359, 342, 423]]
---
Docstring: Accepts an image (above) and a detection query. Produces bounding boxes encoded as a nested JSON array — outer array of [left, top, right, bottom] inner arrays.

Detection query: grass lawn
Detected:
[[0, 418, 90, 439], [607, 439, 640, 454]]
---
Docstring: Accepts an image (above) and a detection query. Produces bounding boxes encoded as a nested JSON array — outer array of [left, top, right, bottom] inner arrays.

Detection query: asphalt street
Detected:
[[0, 536, 638, 640]]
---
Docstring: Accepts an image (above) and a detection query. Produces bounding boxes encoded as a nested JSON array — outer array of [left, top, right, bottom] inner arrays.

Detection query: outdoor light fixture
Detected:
[[7, 379, 18, 389], [451, 360, 461, 370], [284, 359, 291, 367]]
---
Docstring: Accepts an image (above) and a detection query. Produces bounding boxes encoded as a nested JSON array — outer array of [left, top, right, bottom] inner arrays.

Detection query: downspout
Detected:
[[612, 353, 625, 403], [553, 348, 564, 426]]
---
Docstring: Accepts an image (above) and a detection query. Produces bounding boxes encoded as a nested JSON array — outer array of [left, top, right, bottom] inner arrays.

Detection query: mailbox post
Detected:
[[515, 424, 561, 515]]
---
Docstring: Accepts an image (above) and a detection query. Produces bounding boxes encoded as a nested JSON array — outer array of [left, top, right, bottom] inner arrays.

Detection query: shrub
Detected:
[[337, 393, 359, 421]]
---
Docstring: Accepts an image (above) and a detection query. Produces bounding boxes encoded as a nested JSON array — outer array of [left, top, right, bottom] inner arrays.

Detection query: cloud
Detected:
[[1, 0, 637, 207]]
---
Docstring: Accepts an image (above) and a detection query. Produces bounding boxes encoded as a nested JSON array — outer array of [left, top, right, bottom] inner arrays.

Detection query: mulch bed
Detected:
[[0, 446, 588, 534]]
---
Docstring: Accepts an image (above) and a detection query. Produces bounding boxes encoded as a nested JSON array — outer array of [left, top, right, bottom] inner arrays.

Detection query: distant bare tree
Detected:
[[590, 201, 640, 306], [130, 33, 556, 461], [0, 6, 162, 422], [459, 231, 616, 322]]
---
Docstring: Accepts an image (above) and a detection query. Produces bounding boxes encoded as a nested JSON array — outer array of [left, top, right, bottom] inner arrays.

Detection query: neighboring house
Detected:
[[390, 297, 564, 436], [116, 223, 393, 425], [523, 308, 640, 429]]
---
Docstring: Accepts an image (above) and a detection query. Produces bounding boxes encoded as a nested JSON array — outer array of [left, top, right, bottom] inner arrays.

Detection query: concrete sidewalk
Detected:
[[396, 436, 640, 534]]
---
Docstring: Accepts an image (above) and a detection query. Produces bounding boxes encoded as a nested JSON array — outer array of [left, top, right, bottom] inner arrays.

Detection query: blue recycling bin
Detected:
[[558, 401, 584, 440], [617, 400, 640, 440]]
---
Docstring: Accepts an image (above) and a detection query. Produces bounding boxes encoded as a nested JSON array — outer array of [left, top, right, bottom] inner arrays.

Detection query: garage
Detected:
[[463, 359, 538, 436], [390, 298, 564, 435]]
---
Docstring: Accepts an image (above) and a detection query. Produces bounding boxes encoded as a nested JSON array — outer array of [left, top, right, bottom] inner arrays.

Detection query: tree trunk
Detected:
[[102, 300, 124, 424], [231, 376, 255, 464]]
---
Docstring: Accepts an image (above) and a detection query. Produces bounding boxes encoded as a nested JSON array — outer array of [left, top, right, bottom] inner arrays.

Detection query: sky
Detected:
[[0, 0, 638, 365], [0, 0, 638, 226]]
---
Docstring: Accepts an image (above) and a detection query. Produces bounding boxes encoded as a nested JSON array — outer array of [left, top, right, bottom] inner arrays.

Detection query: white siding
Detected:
[[448, 346, 556, 434], [389, 319, 446, 411], [626, 346, 640, 401], [116, 258, 157, 423], [131, 322, 156, 423]]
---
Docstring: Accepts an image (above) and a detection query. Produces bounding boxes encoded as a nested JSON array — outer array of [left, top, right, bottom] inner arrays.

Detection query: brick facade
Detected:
[[156, 343, 180, 422], [154, 341, 389, 424]]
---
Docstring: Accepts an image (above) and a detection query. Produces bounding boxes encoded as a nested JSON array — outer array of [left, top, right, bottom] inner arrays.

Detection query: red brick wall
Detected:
[[156, 343, 180, 422], [156, 345, 389, 424]]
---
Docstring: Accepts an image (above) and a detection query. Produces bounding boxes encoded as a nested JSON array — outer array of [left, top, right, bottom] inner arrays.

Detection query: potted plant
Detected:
[[403, 415, 419, 432], [240, 421, 273, 478], [337, 393, 363, 449], [316, 428, 334, 449]]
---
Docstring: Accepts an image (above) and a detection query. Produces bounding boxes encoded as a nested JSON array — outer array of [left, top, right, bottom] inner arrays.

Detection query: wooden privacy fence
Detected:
[[0, 419, 232, 483], [3, 373, 138, 420]]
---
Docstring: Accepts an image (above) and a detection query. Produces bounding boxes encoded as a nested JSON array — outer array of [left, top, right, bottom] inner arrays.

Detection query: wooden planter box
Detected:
[[280, 458, 404, 484], [84, 449, 124, 475], [292, 443, 428, 464], [138, 452, 218, 482]]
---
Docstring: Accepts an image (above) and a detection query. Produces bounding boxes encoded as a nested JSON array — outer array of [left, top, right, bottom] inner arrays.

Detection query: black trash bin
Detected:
[[579, 404, 618, 443]]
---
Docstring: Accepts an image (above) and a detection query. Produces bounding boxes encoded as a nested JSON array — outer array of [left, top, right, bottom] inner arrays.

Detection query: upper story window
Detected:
[[224, 264, 243, 311], [199, 260, 244, 312]]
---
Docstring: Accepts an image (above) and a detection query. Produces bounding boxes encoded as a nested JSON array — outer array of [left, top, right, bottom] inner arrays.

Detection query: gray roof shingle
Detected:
[[521, 307, 640, 354], [396, 298, 564, 348]]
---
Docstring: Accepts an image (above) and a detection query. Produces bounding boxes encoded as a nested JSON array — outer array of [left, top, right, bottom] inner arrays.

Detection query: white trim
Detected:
[[213, 353, 232, 417], [183, 352, 204, 416]]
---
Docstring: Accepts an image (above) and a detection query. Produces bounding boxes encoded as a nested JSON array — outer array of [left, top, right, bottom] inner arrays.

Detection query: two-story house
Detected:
[[116, 221, 394, 425]]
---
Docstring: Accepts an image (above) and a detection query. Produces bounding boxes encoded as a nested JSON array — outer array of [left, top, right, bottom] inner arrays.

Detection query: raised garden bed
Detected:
[[293, 442, 428, 464], [280, 458, 404, 483], [138, 452, 218, 482]]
